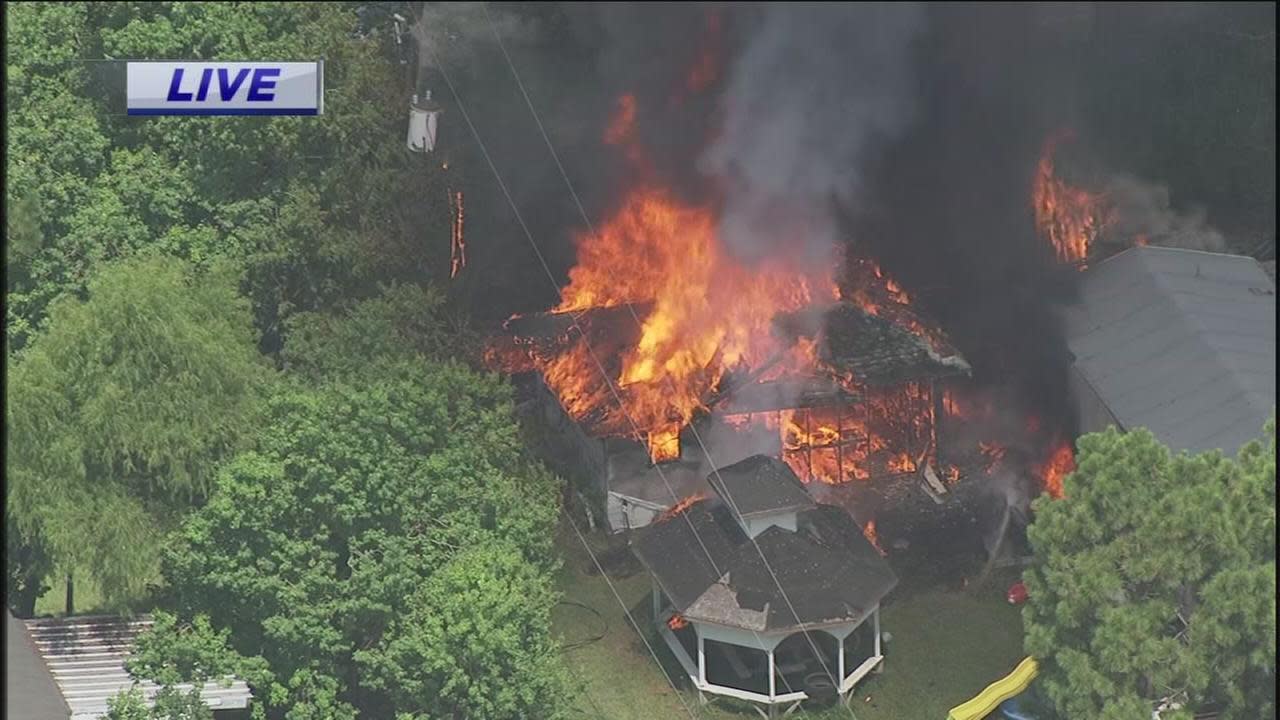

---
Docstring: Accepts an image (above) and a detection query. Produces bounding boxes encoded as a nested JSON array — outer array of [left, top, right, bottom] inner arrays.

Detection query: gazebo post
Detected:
[[697, 629, 706, 686], [652, 581, 661, 623], [873, 605, 884, 674], [837, 632, 845, 687], [768, 647, 776, 700]]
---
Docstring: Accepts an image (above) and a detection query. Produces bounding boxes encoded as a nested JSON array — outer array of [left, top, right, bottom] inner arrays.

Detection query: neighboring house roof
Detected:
[[707, 455, 817, 518], [22, 615, 252, 720], [1062, 246, 1276, 455], [6, 611, 70, 720], [631, 457, 897, 632]]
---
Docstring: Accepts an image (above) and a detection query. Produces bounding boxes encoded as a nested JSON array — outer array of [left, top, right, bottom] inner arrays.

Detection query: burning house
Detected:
[[489, 251, 976, 537]]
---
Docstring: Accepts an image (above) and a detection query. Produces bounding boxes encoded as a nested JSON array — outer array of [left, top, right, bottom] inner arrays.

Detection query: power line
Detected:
[[479, 6, 860, 716], [417, 23, 700, 720]]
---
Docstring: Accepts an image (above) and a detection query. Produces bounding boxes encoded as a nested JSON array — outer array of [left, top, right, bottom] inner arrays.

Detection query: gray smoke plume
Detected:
[[411, 2, 534, 73], [1099, 174, 1227, 253], [701, 4, 924, 269]]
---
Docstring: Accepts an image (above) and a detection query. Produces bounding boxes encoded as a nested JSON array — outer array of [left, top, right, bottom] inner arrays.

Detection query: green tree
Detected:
[[5, 2, 450, 352], [155, 336, 567, 718], [1023, 420, 1277, 720], [106, 610, 273, 720], [5, 508, 53, 618], [6, 254, 271, 605], [354, 540, 568, 720], [281, 282, 478, 379]]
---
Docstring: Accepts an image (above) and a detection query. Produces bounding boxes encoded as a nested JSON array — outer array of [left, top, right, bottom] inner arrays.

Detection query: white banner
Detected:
[[126, 61, 323, 116]]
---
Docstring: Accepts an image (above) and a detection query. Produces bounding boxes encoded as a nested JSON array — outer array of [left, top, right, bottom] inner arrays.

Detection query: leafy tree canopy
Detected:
[[6, 254, 271, 604], [281, 282, 478, 379], [150, 306, 566, 718], [1024, 420, 1276, 720], [5, 1, 451, 353]]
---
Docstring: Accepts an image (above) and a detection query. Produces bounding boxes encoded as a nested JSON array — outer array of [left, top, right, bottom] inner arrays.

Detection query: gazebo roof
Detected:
[[707, 455, 817, 519], [632, 499, 897, 633]]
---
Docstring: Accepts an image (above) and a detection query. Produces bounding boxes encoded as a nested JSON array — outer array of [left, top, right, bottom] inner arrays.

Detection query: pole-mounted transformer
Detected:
[[407, 89, 443, 154]]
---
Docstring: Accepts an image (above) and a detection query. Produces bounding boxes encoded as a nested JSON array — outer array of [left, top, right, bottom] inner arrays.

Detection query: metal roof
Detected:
[[22, 615, 252, 720], [1062, 246, 1276, 455]]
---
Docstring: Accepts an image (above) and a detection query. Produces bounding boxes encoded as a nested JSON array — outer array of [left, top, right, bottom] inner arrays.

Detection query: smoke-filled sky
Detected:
[[702, 4, 923, 269], [436, 2, 1270, 322]]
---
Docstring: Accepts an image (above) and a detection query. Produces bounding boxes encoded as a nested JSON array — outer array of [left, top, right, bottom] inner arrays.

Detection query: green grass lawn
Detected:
[[34, 574, 107, 617], [552, 517, 1027, 720], [32, 573, 157, 618]]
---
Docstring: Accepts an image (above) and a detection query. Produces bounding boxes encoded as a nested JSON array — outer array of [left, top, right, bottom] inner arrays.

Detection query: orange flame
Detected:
[[845, 258, 951, 355], [648, 425, 681, 463], [729, 382, 934, 485], [1035, 440, 1074, 500], [605, 94, 649, 172], [863, 520, 887, 557], [449, 189, 465, 279], [604, 94, 638, 148], [978, 441, 1008, 474], [685, 10, 723, 94], [502, 92, 948, 466], [657, 492, 708, 522], [1032, 130, 1110, 268], [549, 184, 834, 436]]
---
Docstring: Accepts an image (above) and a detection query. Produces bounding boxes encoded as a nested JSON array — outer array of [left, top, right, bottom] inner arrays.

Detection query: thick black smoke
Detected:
[[433, 2, 1267, 433], [850, 4, 1096, 428]]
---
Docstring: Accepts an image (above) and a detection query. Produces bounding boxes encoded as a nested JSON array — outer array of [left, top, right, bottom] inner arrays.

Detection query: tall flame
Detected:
[[1032, 130, 1110, 267], [549, 180, 834, 432], [1035, 439, 1074, 500]]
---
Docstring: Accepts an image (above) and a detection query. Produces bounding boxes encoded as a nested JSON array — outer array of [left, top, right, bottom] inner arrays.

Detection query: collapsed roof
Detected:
[[491, 300, 970, 438], [631, 456, 898, 632]]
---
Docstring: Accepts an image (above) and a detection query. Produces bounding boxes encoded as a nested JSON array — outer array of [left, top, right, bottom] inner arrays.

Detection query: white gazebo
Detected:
[[631, 455, 897, 717]]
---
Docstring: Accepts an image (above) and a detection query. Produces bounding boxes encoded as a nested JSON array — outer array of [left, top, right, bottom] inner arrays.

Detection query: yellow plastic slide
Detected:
[[946, 656, 1039, 720]]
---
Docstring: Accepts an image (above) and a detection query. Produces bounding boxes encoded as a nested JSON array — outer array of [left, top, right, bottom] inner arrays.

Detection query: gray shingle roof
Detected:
[[1062, 246, 1276, 455], [6, 611, 69, 720], [630, 494, 898, 632], [707, 455, 817, 518]]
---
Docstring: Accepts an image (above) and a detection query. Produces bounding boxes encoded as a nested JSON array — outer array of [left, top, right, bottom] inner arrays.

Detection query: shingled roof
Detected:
[[631, 458, 897, 633], [817, 303, 971, 386], [6, 611, 67, 720], [707, 455, 817, 518], [1062, 246, 1275, 454]]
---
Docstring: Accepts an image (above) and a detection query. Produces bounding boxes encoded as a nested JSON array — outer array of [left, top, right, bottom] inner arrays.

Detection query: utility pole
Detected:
[[398, 3, 465, 278]]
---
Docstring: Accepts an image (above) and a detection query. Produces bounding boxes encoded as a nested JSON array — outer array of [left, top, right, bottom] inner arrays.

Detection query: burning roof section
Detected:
[[490, 298, 969, 438], [631, 457, 897, 632]]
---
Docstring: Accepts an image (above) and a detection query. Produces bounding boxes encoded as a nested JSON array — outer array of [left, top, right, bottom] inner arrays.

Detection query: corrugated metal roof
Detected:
[[1062, 246, 1276, 455], [23, 615, 252, 720]]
